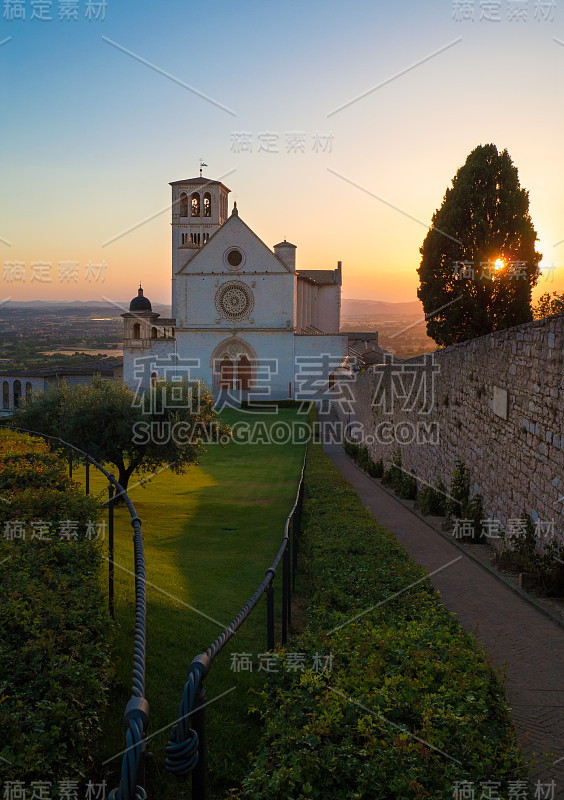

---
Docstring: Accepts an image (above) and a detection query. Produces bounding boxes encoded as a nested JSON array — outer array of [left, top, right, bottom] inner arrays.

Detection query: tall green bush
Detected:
[[0, 430, 111, 786], [232, 442, 525, 799]]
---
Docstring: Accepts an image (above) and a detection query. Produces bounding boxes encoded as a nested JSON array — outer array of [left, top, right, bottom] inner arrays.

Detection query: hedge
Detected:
[[0, 429, 112, 788], [232, 440, 525, 799]]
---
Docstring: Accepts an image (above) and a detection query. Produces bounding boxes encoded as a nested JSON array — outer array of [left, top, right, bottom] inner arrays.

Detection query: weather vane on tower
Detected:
[[199, 159, 208, 178]]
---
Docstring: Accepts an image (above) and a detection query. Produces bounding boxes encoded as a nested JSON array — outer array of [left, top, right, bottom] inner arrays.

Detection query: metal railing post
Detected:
[[108, 484, 115, 619], [297, 482, 304, 535], [281, 544, 288, 645], [285, 541, 292, 629], [266, 581, 275, 650], [292, 513, 298, 592], [85, 461, 90, 495], [192, 685, 208, 800]]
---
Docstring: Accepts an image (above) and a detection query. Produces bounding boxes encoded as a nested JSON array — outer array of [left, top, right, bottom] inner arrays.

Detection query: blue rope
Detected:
[[166, 659, 207, 777], [108, 716, 147, 800]]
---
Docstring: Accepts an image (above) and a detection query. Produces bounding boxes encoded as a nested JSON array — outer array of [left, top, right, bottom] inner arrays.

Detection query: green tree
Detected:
[[11, 376, 229, 493], [532, 291, 564, 319], [418, 144, 541, 346]]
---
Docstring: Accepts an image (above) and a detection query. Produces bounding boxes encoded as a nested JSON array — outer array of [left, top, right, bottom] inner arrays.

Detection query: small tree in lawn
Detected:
[[418, 144, 542, 346], [11, 376, 229, 493]]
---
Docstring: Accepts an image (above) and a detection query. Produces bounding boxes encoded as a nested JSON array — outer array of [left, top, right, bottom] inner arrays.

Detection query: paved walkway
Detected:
[[324, 442, 564, 796]]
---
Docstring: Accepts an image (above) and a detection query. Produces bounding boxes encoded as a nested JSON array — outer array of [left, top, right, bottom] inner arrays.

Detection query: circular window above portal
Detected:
[[215, 282, 254, 321], [223, 247, 246, 271]]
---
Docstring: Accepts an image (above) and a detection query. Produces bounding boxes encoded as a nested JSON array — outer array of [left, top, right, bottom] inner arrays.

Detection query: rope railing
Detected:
[[166, 442, 308, 797], [2, 422, 308, 800], [0, 423, 149, 800]]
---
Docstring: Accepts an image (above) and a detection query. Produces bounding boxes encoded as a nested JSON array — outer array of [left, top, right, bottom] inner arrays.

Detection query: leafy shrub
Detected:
[[381, 450, 403, 489], [445, 461, 484, 542], [234, 442, 525, 799], [366, 458, 384, 479], [0, 430, 111, 785], [0, 429, 72, 492], [357, 445, 371, 470], [495, 513, 564, 596], [505, 513, 536, 559], [344, 439, 384, 481], [416, 479, 448, 516], [395, 471, 418, 500], [462, 493, 485, 543], [447, 460, 470, 518], [381, 451, 417, 499], [343, 439, 360, 460]]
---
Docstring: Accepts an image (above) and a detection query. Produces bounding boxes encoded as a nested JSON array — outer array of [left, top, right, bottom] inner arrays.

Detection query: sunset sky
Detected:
[[1, 0, 563, 306]]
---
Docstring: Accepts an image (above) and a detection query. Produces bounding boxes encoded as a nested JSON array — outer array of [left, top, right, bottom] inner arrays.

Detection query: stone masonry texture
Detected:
[[338, 313, 564, 543]]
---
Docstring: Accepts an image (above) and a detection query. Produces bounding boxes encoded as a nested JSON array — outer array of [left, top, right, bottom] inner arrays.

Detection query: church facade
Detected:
[[122, 176, 348, 402]]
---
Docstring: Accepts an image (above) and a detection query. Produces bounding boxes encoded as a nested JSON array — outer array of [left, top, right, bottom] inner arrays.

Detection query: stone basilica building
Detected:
[[122, 175, 348, 400]]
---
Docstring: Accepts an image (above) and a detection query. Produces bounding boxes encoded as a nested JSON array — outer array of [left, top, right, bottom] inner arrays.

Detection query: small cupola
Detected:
[[274, 239, 297, 271], [129, 284, 152, 313]]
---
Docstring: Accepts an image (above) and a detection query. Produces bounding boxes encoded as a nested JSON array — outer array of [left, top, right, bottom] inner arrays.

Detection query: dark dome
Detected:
[[129, 285, 152, 312]]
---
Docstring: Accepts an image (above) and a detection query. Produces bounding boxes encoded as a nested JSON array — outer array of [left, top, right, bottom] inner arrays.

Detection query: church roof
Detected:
[[297, 269, 340, 285], [347, 332, 379, 341], [177, 211, 296, 275]]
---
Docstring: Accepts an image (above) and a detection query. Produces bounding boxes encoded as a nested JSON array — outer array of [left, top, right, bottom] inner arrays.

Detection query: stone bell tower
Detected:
[[170, 176, 231, 316]]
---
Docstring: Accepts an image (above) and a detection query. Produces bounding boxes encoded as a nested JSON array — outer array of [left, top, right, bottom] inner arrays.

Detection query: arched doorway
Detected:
[[211, 338, 258, 392], [219, 357, 235, 389], [238, 356, 251, 390], [13, 380, 21, 408]]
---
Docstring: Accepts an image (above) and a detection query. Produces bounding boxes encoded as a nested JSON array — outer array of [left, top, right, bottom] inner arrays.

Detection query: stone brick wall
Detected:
[[338, 314, 564, 543]]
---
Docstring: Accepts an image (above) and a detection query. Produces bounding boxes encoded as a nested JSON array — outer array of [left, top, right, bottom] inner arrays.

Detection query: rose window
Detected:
[[215, 282, 254, 321]]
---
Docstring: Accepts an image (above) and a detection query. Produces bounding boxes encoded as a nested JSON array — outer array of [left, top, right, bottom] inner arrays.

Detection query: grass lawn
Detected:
[[79, 407, 307, 799]]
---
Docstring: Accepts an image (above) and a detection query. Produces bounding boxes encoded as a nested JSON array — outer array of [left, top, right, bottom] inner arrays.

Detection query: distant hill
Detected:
[[2, 298, 422, 323], [341, 299, 423, 320], [1, 300, 172, 316]]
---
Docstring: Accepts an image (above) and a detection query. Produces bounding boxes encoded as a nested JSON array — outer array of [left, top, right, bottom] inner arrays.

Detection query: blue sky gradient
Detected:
[[1, 0, 562, 303]]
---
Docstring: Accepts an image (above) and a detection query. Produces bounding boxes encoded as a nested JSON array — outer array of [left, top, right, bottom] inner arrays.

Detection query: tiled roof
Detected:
[[297, 269, 339, 285], [169, 178, 230, 188]]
